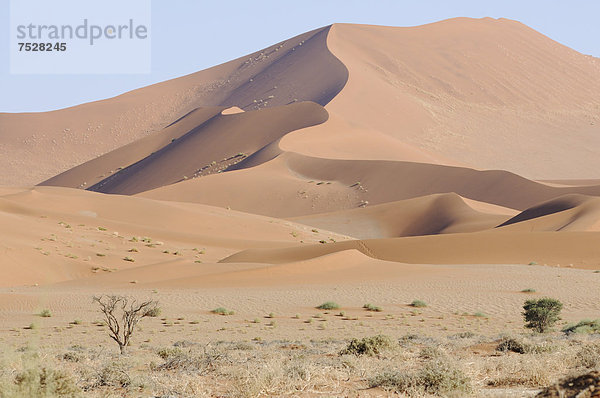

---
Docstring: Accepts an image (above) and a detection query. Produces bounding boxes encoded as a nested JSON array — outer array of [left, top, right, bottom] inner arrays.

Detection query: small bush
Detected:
[[95, 361, 131, 388], [521, 288, 536, 293], [363, 303, 382, 312], [39, 309, 52, 318], [523, 297, 562, 333], [316, 302, 339, 310], [419, 346, 446, 360], [369, 359, 470, 395], [562, 319, 600, 335], [340, 335, 394, 356], [573, 344, 600, 368], [496, 337, 527, 354], [146, 307, 161, 317], [13, 367, 81, 397], [410, 300, 427, 308], [449, 331, 476, 339], [212, 307, 234, 316], [153, 346, 225, 373]]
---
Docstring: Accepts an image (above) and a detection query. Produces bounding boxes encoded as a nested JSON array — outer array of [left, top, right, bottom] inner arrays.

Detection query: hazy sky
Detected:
[[1, 0, 599, 112]]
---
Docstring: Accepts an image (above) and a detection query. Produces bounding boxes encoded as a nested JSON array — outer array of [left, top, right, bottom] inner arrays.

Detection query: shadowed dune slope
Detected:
[[221, 231, 600, 268], [290, 193, 509, 239], [1, 26, 347, 186], [41, 102, 328, 195], [496, 194, 600, 232], [316, 18, 600, 179], [141, 152, 600, 217], [39, 106, 226, 189]]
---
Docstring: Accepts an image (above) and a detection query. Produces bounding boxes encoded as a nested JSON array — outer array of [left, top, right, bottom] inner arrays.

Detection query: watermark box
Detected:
[[9, 0, 151, 74]]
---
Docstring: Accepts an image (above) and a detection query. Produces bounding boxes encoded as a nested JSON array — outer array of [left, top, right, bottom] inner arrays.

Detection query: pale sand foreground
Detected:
[[0, 262, 598, 397], [1, 262, 598, 345]]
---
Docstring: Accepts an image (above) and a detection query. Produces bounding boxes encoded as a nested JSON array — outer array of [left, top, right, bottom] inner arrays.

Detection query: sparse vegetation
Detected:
[[211, 307, 234, 316], [496, 337, 527, 354], [316, 301, 339, 310], [523, 297, 563, 333], [369, 359, 471, 396], [39, 309, 52, 317], [410, 299, 427, 308], [11, 367, 81, 397], [363, 303, 382, 312], [340, 335, 394, 356], [562, 319, 600, 334], [146, 307, 161, 318]]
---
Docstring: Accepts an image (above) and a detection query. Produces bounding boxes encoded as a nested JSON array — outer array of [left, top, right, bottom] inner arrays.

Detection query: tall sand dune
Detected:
[[0, 26, 347, 186], [317, 18, 600, 179], [41, 102, 328, 194]]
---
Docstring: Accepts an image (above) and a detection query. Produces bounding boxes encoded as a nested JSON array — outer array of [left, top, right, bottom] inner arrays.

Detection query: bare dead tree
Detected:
[[93, 295, 158, 355]]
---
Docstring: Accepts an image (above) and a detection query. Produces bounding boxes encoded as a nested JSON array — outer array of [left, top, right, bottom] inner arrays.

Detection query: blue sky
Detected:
[[1, 0, 599, 112]]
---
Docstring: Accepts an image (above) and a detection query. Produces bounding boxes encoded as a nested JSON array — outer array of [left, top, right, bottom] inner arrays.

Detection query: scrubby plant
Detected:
[[316, 301, 339, 310], [369, 359, 470, 395], [573, 343, 600, 368], [562, 319, 600, 335], [145, 307, 161, 318], [410, 300, 427, 308], [39, 309, 52, 318], [211, 307, 234, 316], [340, 335, 394, 356], [93, 295, 158, 354], [523, 298, 563, 333], [363, 303, 382, 312], [11, 367, 80, 397], [496, 337, 527, 354]]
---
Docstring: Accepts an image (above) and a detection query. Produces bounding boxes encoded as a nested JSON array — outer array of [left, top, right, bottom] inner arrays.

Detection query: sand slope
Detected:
[[141, 152, 600, 216], [290, 193, 509, 239], [0, 186, 350, 286], [318, 19, 600, 179], [41, 102, 329, 194], [222, 231, 600, 269], [0, 26, 347, 186], [496, 194, 600, 232]]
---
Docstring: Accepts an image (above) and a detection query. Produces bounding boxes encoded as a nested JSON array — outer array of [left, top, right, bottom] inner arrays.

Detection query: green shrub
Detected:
[[340, 335, 394, 356], [562, 319, 600, 335], [211, 307, 234, 316], [363, 303, 382, 312], [39, 309, 52, 318], [522, 298, 563, 333], [410, 300, 427, 308], [316, 301, 339, 310]]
